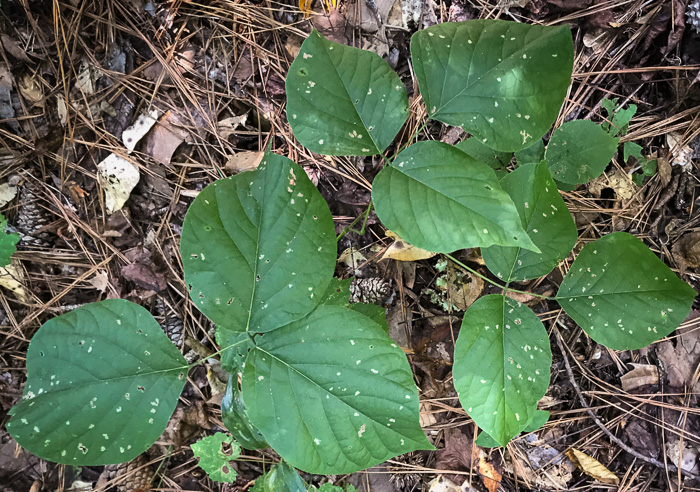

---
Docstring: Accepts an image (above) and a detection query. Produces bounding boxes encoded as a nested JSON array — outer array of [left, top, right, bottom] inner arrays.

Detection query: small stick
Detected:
[[553, 329, 700, 481]]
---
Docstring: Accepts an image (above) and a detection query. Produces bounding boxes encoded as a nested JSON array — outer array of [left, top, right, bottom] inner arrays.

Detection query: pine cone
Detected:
[[349, 277, 391, 304], [155, 297, 184, 348], [688, 0, 700, 32], [15, 181, 52, 248], [97, 454, 154, 492]]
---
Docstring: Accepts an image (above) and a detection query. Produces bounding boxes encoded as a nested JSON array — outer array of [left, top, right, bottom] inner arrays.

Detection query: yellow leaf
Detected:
[[566, 448, 619, 485], [381, 230, 436, 262]]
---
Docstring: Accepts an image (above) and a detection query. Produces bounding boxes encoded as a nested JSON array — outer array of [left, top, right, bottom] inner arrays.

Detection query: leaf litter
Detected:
[[1, 0, 700, 490]]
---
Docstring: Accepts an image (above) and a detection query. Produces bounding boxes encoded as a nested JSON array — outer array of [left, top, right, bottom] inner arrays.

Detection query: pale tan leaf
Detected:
[[97, 154, 140, 213], [0, 260, 28, 302], [620, 363, 658, 392], [381, 230, 436, 262], [0, 182, 18, 208], [88, 271, 110, 293], [224, 151, 264, 174], [566, 448, 619, 485], [427, 475, 461, 492], [122, 109, 159, 153], [217, 114, 248, 139]]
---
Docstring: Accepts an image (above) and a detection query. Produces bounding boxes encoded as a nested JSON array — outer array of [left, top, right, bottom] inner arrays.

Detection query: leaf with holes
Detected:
[[181, 152, 336, 340], [242, 305, 433, 474], [192, 433, 241, 483], [556, 232, 696, 350], [7, 300, 187, 465], [453, 295, 551, 446], [286, 30, 409, 156], [476, 409, 549, 448], [372, 141, 538, 254], [483, 161, 577, 282], [545, 120, 619, 185], [411, 20, 573, 151]]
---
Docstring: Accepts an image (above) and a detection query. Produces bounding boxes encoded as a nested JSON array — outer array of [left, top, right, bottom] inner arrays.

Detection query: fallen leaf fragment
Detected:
[[0, 260, 28, 302], [381, 230, 436, 261], [566, 448, 619, 485], [224, 151, 264, 174], [88, 271, 110, 293], [18, 74, 43, 107], [474, 446, 502, 492], [217, 114, 247, 139], [0, 34, 31, 62], [672, 231, 700, 274], [97, 154, 140, 213], [0, 182, 18, 208], [122, 109, 159, 153], [141, 110, 189, 165], [620, 363, 658, 391], [427, 475, 461, 492]]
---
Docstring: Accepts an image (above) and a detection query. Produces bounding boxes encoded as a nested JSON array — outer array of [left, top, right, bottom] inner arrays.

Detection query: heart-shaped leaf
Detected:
[[286, 30, 409, 156], [181, 152, 336, 341], [192, 433, 241, 483], [545, 120, 619, 184], [7, 300, 187, 465], [453, 295, 551, 446], [242, 305, 433, 474], [556, 232, 696, 350], [372, 141, 538, 253], [483, 161, 577, 281], [411, 20, 573, 151]]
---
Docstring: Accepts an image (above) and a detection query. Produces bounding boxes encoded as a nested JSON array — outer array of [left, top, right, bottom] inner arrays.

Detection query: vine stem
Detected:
[[444, 253, 556, 301], [553, 329, 700, 481]]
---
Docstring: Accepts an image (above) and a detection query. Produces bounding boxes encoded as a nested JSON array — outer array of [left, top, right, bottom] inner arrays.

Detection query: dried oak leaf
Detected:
[[566, 448, 619, 485]]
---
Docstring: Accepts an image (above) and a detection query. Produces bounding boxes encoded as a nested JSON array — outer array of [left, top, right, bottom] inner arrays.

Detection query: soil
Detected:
[[1, 0, 700, 491]]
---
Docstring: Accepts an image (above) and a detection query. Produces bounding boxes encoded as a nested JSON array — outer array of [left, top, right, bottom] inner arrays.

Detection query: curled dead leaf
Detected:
[[620, 363, 658, 391], [224, 151, 264, 174], [566, 448, 619, 485], [0, 260, 29, 302], [474, 446, 502, 492], [381, 230, 436, 262]]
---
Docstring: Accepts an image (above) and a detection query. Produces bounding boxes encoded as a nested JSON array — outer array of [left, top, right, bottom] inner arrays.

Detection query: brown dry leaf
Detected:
[[122, 110, 159, 153], [89, 271, 110, 293], [381, 230, 436, 262], [312, 8, 350, 44], [224, 151, 264, 174], [0, 34, 31, 62], [672, 231, 700, 274], [217, 114, 247, 139], [444, 261, 483, 311], [419, 401, 436, 428], [620, 363, 658, 391], [473, 447, 502, 492], [121, 263, 167, 292], [141, 111, 189, 165], [657, 156, 672, 188], [285, 34, 304, 59], [97, 154, 140, 213], [18, 74, 43, 107], [655, 323, 700, 392], [566, 448, 619, 485], [588, 170, 639, 202], [0, 260, 29, 302]]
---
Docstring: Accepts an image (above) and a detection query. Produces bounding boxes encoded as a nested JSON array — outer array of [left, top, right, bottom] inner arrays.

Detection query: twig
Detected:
[[553, 329, 700, 481]]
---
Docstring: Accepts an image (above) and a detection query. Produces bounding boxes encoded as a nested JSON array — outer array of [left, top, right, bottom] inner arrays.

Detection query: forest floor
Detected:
[[1, 0, 700, 491]]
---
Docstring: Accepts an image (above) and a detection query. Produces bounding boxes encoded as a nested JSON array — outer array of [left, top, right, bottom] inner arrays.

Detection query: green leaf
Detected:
[[482, 162, 577, 282], [601, 97, 636, 137], [545, 120, 619, 185], [286, 30, 409, 156], [454, 137, 512, 179], [556, 232, 696, 350], [623, 141, 644, 163], [0, 212, 19, 266], [251, 461, 306, 492], [312, 484, 358, 492], [7, 300, 187, 465], [514, 139, 545, 166], [181, 152, 336, 342], [242, 305, 433, 474], [453, 295, 551, 446], [524, 409, 549, 432], [372, 141, 538, 254], [221, 378, 267, 450], [411, 20, 573, 152], [191, 433, 241, 483], [476, 409, 549, 448]]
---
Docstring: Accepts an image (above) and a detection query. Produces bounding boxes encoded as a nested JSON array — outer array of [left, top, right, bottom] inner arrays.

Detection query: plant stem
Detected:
[[444, 253, 556, 300], [336, 202, 374, 242]]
